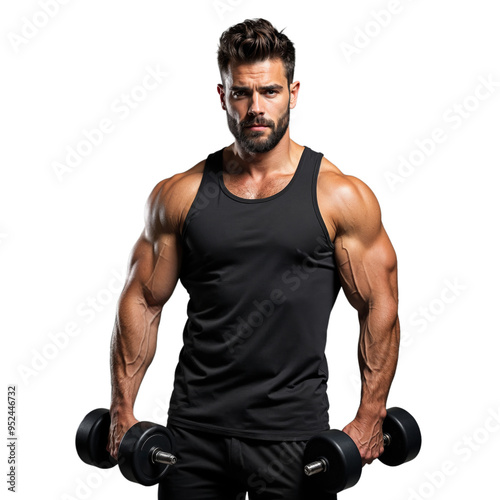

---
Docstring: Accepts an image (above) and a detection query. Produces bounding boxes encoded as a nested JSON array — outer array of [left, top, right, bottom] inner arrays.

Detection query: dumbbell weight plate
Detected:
[[379, 407, 422, 467], [118, 421, 176, 486], [75, 408, 117, 469], [303, 429, 362, 494]]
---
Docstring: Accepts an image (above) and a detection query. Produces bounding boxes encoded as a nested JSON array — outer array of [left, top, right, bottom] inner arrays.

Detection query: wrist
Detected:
[[109, 402, 135, 421], [356, 403, 387, 423]]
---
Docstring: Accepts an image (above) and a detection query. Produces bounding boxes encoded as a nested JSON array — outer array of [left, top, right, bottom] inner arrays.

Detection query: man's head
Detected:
[[216, 18, 299, 154]]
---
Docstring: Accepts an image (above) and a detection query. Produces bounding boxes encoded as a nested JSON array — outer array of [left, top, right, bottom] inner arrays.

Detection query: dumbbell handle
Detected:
[[304, 458, 327, 476], [304, 433, 391, 476], [150, 447, 177, 466]]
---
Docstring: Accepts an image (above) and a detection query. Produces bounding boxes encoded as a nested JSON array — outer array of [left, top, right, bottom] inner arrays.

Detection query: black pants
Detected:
[[158, 424, 336, 500]]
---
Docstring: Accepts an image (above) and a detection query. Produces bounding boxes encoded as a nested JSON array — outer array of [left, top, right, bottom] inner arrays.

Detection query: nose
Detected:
[[248, 91, 263, 117]]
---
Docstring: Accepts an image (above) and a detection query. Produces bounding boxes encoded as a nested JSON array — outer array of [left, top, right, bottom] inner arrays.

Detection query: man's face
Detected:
[[218, 59, 299, 154]]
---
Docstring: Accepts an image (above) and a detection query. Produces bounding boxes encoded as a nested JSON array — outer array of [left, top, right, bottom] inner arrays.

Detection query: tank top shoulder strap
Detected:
[[181, 148, 224, 240], [286, 145, 324, 201], [200, 147, 224, 187]]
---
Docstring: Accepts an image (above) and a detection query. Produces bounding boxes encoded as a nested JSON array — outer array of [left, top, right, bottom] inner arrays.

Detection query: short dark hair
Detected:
[[217, 18, 295, 85]]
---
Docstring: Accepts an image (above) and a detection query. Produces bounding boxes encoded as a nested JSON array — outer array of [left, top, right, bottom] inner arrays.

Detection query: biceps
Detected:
[[125, 231, 182, 307], [335, 226, 398, 313]]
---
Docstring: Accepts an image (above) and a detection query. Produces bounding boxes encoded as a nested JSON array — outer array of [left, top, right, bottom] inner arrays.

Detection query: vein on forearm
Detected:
[[358, 307, 400, 406], [337, 235, 400, 406], [111, 295, 161, 405], [119, 298, 160, 377]]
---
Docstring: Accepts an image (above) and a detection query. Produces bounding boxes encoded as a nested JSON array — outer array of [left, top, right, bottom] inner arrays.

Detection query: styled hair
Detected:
[[217, 18, 295, 85]]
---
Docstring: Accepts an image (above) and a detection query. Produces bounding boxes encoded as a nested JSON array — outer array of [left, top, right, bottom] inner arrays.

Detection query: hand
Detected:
[[342, 414, 385, 466], [107, 412, 139, 460]]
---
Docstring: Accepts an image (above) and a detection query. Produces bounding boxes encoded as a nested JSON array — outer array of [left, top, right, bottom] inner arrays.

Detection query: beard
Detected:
[[226, 104, 290, 154]]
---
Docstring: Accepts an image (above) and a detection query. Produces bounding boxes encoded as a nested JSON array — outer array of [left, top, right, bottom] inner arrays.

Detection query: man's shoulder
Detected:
[[317, 156, 381, 237], [145, 158, 208, 235], [318, 156, 378, 209], [153, 159, 206, 201]]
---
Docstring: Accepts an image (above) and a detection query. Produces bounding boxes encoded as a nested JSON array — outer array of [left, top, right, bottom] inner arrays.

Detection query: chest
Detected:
[[222, 172, 294, 200]]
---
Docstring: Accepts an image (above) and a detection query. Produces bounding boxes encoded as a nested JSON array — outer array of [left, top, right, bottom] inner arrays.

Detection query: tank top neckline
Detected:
[[216, 146, 309, 204]]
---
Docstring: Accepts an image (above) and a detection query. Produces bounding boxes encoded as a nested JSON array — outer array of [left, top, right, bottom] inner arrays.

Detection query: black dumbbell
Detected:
[[303, 407, 422, 495], [75, 408, 177, 486]]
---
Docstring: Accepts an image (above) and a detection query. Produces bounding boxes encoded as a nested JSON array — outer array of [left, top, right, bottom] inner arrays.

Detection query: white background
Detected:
[[1, 0, 499, 499]]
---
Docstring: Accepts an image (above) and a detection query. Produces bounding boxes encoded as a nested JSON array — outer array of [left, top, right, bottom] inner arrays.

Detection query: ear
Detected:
[[289, 80, 300, 110], [217, 84, 226, 110]]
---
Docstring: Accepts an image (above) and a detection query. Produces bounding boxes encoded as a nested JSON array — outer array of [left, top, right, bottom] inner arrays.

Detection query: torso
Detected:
[[169, 144, 341, 439]]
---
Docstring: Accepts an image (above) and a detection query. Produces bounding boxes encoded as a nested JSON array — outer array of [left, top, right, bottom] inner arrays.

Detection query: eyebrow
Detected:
[[230, 84, 284, 92]]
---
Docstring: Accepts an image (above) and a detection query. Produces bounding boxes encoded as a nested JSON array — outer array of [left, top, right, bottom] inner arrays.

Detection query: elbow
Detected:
[[116, 282, 163, 330], [142, 283, 165, 310]]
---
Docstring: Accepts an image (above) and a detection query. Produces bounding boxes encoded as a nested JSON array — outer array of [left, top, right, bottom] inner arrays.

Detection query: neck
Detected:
[[227, 132, 298, 177]]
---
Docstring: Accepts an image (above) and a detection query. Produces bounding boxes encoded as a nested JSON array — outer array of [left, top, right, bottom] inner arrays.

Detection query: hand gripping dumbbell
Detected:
[[303, 407, 422, 495], [75, 408, 177, 486]]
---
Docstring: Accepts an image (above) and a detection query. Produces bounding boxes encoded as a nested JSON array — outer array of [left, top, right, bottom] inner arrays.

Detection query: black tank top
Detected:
[[167, 145, 341, 440]]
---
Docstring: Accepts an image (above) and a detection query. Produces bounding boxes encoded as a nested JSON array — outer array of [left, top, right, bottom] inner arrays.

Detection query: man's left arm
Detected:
[[331, 175, 400, 466]]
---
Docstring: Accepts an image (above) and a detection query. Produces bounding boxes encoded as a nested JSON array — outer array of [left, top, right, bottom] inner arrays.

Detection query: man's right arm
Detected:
[[107, 177, 184, 459]]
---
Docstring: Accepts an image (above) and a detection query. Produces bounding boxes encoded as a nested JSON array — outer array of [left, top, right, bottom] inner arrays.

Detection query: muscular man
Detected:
[[107, 18, 400, 500]]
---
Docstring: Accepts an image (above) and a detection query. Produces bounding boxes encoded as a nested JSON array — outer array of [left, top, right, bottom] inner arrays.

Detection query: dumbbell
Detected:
[[303, 407, 422, 495], [75, 408, 177, 486]]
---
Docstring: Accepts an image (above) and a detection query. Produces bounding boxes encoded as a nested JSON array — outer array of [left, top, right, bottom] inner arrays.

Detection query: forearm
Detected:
[[109, 287, 162, 419], [356, 302, 400, 419]]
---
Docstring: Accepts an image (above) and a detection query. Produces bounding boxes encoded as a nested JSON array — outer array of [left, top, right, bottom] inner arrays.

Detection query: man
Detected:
[[107, 18, 400, 500]]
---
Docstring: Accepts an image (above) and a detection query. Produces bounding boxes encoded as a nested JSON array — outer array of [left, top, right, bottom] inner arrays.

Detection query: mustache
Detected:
[[240, 118, 274, 128]]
